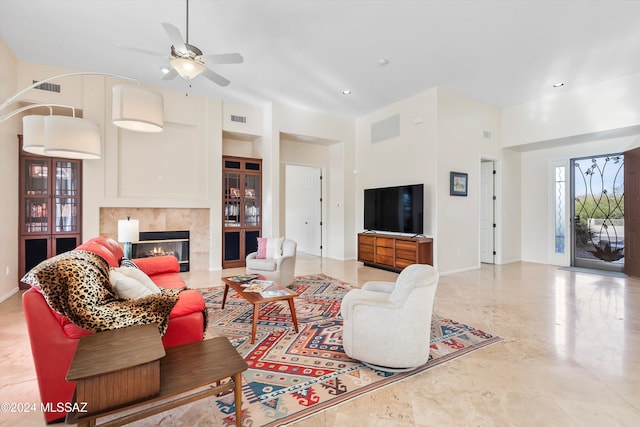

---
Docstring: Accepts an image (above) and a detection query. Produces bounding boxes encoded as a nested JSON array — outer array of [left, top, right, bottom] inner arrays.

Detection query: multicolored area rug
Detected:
[[200, 274, 502, 426]]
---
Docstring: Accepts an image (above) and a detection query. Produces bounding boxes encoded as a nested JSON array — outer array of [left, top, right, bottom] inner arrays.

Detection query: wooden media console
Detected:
[[358, 232, 433, 272]]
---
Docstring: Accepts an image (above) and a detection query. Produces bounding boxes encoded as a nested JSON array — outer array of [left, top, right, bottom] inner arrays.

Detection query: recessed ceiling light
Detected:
[[160, 66, 171, 74], [377, 58, 390, 66], [552, 82, 565, 88], [342, 90, 352, 95]]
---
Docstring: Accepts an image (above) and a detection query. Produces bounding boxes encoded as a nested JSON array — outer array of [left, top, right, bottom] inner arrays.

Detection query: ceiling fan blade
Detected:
[[203, 52, 244, 65], [161, 22, 187, 54], [202, 68, 230, 87], [161, 69, 179, 80], [117, 44, 165, 57]]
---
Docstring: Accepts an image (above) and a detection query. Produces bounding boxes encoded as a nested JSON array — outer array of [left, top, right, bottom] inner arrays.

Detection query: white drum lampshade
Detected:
[[43, 116, 101, 160], [22, 115, 46, 155], [112, 85, 164, 133], [118, 218, 140, 259]]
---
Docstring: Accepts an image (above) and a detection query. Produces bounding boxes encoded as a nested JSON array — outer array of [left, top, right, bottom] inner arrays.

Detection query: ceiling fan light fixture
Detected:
[[170, 56, 206, 79], [43, 116, 101, 160], [112, 85, 164, 133]]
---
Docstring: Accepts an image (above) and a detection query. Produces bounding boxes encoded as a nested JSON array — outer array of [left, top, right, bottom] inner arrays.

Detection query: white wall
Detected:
[[0, 38, 19, 302], [272, 103, 355, 260], [354, 87, 513, 274], [504, 72, 640, 266], [355, 88, 439, 242], [500, 148, 522, 264], [6, 60, 225, 271], [503, 72, 640, 148], [435, 88, 504, 273]]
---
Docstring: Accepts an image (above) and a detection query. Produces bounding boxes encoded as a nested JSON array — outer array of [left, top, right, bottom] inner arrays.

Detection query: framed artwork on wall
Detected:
[[450, 171, 468, 196]]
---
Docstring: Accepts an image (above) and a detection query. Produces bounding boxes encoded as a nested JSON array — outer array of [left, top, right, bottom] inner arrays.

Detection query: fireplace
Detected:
[[131, 230, 190, 272]]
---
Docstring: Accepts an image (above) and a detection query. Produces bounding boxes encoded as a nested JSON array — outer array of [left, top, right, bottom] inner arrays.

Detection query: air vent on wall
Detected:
[[371, 113, 400, 143], [32, 80, 61, 93], [230, 114, 247, 124]]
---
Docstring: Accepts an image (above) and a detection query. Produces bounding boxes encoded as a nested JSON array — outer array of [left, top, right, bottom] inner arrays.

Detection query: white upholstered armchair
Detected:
[[246, 238, 297, 286], [340, 264, 439, 370]]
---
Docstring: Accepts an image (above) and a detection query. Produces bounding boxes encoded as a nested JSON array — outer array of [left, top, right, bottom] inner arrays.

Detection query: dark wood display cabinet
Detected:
[[18, 135, 82, 288], [222, 156, 262, 268]]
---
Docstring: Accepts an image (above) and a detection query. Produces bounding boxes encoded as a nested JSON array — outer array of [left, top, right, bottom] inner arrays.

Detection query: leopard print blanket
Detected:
[[21, 250, 180, 335]]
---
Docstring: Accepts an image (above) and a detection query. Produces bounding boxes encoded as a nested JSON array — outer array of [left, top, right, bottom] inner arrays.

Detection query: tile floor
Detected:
[[1, 255, 639, 426]]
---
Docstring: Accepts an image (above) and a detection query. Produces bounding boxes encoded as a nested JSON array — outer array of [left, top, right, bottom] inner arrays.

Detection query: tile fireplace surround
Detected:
[[100, 208, 209, 272]]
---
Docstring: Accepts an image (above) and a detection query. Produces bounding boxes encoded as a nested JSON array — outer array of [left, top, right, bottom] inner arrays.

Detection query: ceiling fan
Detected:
[[122, 0, 243, 87]]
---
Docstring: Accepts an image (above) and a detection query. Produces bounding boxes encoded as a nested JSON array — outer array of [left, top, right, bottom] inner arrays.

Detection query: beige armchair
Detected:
[[340, 264, 439, 371], [246, 238, 297, 286]]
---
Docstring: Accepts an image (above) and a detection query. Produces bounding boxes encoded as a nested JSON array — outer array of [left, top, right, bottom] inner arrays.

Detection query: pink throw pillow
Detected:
[[256, 237, 283, 259], [257, 237, 268, 259]]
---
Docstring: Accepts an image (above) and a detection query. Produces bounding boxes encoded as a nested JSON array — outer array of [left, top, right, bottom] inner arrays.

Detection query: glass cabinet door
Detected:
[[54, 160, 80, 233], [244, 173, 261, 227], [222, 156, 262, 268], [224, 172, 242, 227], [23, 159, 49, 233]]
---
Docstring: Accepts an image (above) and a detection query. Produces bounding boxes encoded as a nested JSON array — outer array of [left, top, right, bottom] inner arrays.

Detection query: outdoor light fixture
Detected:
[[1, 72, 164, 159]]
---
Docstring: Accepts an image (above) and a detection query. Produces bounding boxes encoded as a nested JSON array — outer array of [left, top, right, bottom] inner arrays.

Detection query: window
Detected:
[[554, 166, 566, 254]]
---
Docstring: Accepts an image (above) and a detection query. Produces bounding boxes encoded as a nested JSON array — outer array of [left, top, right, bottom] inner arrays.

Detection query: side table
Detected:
[[66, 326, 248, 427]]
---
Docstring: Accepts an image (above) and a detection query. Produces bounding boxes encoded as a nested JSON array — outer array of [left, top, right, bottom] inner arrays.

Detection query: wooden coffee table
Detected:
[[221, 275, 299, 344]]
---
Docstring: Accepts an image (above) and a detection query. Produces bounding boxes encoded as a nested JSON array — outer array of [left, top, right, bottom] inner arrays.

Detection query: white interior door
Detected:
[[285, 165, 322, 256], [480, 160, 495, 263], [305, 168, 322, 256]]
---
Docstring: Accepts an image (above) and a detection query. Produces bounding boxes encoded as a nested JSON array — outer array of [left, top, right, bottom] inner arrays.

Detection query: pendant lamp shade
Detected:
[[112, 85, 164, 133], [43, 116, 101, 160], [22, 115, 46, 155]]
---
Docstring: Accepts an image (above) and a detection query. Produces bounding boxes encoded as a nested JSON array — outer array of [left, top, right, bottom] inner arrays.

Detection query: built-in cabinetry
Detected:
[[18, 135, 82, 289], [222, 156, 262, 268], [357, 232, 433, 272]]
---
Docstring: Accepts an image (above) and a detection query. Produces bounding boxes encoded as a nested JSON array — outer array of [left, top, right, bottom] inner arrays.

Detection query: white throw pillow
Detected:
[[109, 267, 161, 299], [266, 237, 284, 259]]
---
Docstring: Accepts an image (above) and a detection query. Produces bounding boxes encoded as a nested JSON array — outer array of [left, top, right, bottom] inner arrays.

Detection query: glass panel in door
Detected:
[[224, 172, 241, 227], [572, 154, 624, 272], [24, 159, 49, 233], [54, 160, 79, 233], [244, 174, 260, 227]]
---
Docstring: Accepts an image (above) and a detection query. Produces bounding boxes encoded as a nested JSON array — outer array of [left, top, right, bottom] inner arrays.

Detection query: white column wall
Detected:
[[435, 88, 504, 273], [0, 38, 19, 302]]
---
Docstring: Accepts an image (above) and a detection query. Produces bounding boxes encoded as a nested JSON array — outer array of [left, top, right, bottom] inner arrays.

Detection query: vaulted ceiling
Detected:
[[2, 0, 640, 118]]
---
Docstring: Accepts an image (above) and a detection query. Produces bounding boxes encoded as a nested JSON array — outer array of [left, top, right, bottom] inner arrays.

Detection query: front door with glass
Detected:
[[571, 154, 624, 272]]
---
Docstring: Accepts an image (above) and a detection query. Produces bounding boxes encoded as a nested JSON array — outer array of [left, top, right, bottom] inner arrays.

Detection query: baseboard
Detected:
[[439, 265, 480, 276], [0, 287, 20, 304]]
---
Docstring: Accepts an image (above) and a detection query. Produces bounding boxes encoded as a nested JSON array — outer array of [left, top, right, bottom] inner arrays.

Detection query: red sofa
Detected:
[[22, 236, 207, 423]]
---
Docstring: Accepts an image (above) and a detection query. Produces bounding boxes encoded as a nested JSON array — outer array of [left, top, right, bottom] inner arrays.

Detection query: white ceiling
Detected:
[[2, 0, 640, 119]]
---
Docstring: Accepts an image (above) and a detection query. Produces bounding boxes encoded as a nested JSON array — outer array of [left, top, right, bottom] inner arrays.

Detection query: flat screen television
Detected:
[[364, 184, 424, 235]]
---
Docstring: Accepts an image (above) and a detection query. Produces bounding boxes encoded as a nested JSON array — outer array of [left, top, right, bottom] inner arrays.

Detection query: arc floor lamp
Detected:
[[0, 72, 164, 159]]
